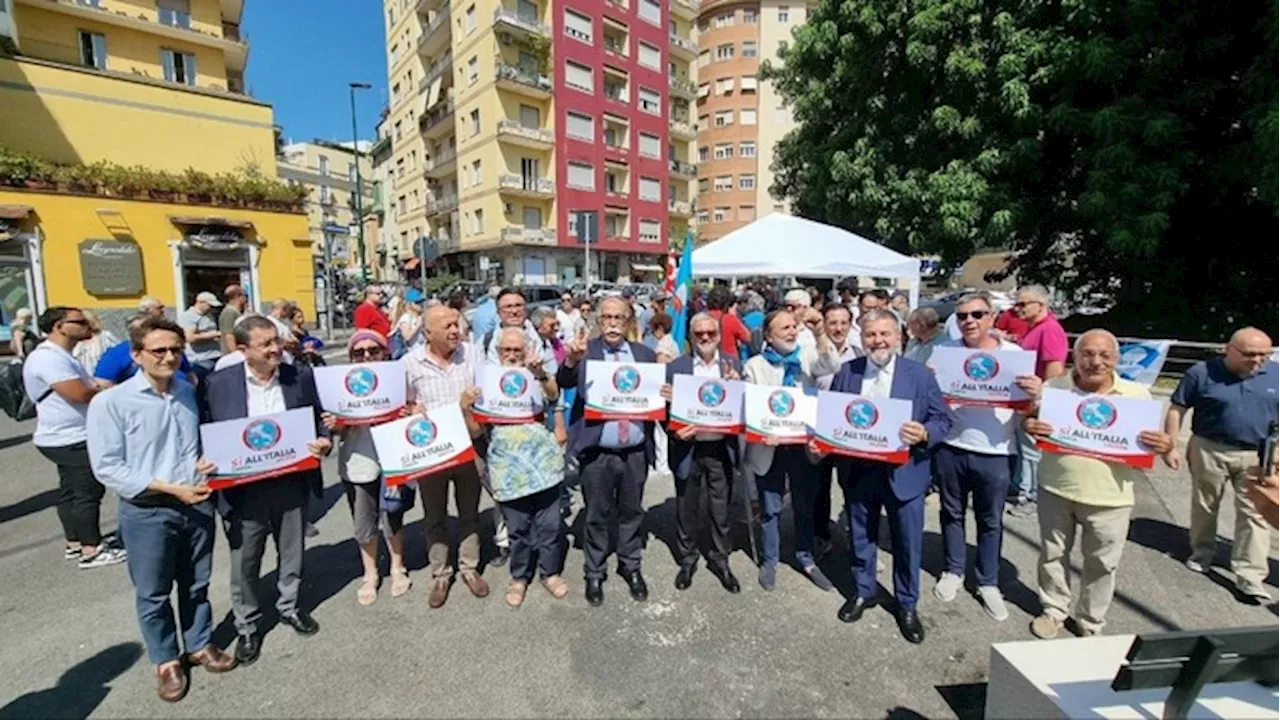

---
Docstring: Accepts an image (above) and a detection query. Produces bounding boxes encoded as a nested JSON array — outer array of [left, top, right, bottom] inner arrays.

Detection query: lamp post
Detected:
[[349, 81, 372, 284]]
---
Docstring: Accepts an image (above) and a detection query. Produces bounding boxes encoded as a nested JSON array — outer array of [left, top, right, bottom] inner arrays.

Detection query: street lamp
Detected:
[[349, 81, 372, 285]]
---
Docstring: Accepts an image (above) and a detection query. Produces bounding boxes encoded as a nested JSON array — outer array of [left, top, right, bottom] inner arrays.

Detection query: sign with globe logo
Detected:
[[405, 417, 438, 448], [344, 367, 380, 397], [698, 381, 726, 407], [1076, 397, 1118, 430], [499, 370, 528, 398], [612, 365, 641, 394], [585, 360, 666, 421], [963, 352, 1000, 382], [768, 390, 795, 417], [844, 399, 880, 430], [241, 419, 282, 452]]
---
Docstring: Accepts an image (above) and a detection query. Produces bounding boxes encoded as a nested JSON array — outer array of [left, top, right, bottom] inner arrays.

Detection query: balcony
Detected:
[[501, 226, 557, 246], [425, 147, 457, 177], [418, 6, 450, 58], [419, 99, 455, 138], [671, 0, 699, 20], [603, 84, 629, 107], [496, 120, 554, 149], [670, 159, 697, 179], [420, 54, 453, 91], [669, 76, 697, 101], [669, 199, 693, 217], [498, 174, 555, 198], [427, 194, 459, 215], [495, 64, 553, 99], [493, 7, 550, 39], [669, 33, 697, 60], [669, 118, 697, 140]]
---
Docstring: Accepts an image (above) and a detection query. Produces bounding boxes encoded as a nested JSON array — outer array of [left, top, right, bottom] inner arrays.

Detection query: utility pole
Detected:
[[349, 81, 372, 285]]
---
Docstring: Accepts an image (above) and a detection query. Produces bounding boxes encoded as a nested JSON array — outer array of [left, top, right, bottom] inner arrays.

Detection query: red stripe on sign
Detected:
[[812, 439, 909, 465], [1036, 439, 1155, 469], [584, 407, 667, 421], [945, 397, 1033, 410], [745, 430, 806, 445], [669, 419, 744, 434], [384, 446, 480, 487], [472, 411, 543, 425], [336, 408, 405, 427], [207, 456, 321, 490]]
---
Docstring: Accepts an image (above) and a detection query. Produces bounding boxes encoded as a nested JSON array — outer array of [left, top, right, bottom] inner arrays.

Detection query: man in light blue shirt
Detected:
[[469, 285, 501, 344], [87, 317, 237, 702]]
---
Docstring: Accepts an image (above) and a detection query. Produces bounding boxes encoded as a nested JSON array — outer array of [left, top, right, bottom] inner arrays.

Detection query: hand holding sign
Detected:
[[306, 437, 332, 459], [900, 420, 928, 446], [314, 362, 407, 425]]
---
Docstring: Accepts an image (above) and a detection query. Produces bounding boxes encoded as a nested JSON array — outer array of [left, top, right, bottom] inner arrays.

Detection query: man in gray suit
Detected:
[[199, 316, 331, 666]]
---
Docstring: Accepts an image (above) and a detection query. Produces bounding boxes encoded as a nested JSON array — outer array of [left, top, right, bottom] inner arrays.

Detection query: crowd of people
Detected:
[[12, 278, 1277, 704]]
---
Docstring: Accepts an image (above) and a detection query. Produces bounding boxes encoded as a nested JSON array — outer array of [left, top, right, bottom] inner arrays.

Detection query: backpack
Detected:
[[0, 358, 51, 421], [389, 329, 408, 360]]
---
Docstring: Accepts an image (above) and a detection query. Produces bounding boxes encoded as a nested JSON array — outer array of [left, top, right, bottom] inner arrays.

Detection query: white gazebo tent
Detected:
[[689, 213, 923, 306]]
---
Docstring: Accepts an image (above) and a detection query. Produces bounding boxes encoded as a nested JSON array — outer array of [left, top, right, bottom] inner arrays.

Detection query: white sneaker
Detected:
[[933, 572, 962, 602], [978, 585, 1009, 621], [1184, 554, 1212, 573], [78, 546, 127, 569]]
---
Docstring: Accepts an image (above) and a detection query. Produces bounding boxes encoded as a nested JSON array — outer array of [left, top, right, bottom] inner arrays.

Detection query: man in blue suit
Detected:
[[822, 309, 952, 644], [557, 295, 659, 607]]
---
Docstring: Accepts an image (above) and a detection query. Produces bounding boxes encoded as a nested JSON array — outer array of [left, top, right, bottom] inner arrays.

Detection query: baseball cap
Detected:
[[195, 291, 223, 307], [652, 290, 669, 301]]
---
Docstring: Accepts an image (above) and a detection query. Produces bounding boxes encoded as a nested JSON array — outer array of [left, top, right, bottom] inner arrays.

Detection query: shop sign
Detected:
[[79, 239, 144, 296], [185, 226, 245, 250]]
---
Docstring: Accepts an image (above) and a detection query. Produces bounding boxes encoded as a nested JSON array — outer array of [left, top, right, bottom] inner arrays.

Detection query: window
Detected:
[[740, 205, 756, 221], [739, 175, 755, 190], [78, 31, 106, 70], [468, 56, 478, 84], [638, 88, 660, 115], [697, 50, 710, 68], [157, 0, 191, 29], [567, 162, 595, 190], [639, 0, 660, 25], [161, 48, 197, 85], [392, 82, 401, 106], [639, 219, 660, 243], [715, 43, 735, 61], [567, 111, 594, 141], [565, 61, 594, 92], [714, 12, 733, 28], [713, 207, 727, 222], [519, 104, 540, 128], [714, 143, 732, 159], [638, 177, 660, 201], [320, 185, 332, 205], [638, 42, 660, 70], [778, 5, 789, 21], [470, 109, 481, 136], [698, 146, 709, 162], [473, 208, 485, 234], [740, 108, 758, 125], [714, 176, 731, 191], [471, 160, 482, 187], [523, 206, 543, 229], [697, 82, 710, 98], [714, 110, 733, 127], [742, 41, 758, 57], [318, 155, 330, 175], [739, 140, 757, 157], [697, 178, 709, 194], [638, 132, 661, 158], [741, 75, 759, 92], [564, 9, 592, 42], [716, 77, 734, 95], [744, 8, 758, 23], [394, 120, 403, 140], [466, 4, 476, 32]]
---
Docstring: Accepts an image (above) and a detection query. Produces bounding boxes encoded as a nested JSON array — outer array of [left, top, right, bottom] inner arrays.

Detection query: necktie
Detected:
[[612, 347, 631, 443]]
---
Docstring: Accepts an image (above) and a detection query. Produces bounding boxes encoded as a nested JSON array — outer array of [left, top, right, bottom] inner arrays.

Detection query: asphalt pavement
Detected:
[[0, 405, 1275, 719]]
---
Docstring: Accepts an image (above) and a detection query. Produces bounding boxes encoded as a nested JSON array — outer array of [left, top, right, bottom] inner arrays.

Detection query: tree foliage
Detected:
[[763, 0, 1277, 340]]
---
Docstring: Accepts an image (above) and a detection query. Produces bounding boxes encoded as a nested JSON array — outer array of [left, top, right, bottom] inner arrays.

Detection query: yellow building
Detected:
[[276, 140, 375, 271], [0, 0, 314, 331]]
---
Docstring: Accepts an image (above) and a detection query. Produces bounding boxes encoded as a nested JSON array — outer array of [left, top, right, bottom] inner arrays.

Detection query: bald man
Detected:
[[1166, 326, 1278, 604]]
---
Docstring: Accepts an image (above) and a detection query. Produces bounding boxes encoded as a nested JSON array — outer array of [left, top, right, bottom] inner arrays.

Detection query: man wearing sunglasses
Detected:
[[1009, 284, 1069, 516], [1166, 326, 1277, 604]]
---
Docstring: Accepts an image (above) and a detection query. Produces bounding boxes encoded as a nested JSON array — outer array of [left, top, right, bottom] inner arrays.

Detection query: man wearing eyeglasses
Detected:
[[1165, 326, 1278, 604], [1009, 284, 1069, 516]]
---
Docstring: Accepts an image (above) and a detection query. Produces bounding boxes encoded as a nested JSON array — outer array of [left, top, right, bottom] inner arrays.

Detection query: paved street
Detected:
[[0, 408, 1275, 719]]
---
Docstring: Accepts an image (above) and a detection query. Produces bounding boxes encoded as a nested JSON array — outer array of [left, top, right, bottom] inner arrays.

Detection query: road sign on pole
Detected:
[[417, 235, 437, 292], [576, 210, 598, 284]]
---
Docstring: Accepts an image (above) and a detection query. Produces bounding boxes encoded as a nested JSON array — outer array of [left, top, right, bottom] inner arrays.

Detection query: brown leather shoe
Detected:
[[461, 572, 490, 598], [156, 661, 189, 703], [428, 578, 452, 608], [186, 645, 238, 673]]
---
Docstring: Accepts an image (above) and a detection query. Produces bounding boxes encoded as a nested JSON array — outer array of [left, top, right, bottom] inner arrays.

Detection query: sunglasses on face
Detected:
[[955, 311, 990, 321], [351, 347, 383, 359], [143, 346, 184, 359], [693, 330, 718, 339], [61, 318, 89, 326]]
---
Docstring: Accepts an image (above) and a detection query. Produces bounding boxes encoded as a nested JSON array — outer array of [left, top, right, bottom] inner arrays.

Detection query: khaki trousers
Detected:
[[1037, 490, 1132, 633], [419, 461, 482, 579], [1187, 435, 1273, 588]]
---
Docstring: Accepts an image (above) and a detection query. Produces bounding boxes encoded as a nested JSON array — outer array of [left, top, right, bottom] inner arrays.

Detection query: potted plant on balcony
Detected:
[[181, 168, 215, 205]]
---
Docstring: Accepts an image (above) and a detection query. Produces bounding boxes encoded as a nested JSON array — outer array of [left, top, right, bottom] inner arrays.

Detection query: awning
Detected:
[[169, 215, 255, 229], [404, 257, 421, 270], [0, 205, 34, 220]]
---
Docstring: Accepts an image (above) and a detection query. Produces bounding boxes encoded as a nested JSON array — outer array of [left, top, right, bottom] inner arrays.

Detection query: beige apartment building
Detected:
[[367, 112, 399, 281], [276, 140, 375, 274]]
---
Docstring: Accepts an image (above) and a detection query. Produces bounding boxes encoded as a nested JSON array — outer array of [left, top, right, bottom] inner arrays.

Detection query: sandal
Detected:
[[505, 580, 528, 608], [541, 575, 569, 600], [356, 575, 379, 606], [390, 567, 412, 598]]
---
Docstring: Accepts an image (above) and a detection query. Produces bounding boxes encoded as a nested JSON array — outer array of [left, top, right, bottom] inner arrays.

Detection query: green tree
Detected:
[[764, 0, 1277, 340]]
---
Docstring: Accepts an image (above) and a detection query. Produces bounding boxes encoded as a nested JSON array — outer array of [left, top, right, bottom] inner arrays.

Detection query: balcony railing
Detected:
[[670, 159, 697, 176], [669, 119, 695, 136], [498, 174, 555, 195], [419, 99, 455, 133], [669, 199, 693, 215], [422, 55, 452, 88], [501, 226, 557, 244], [427, 194, 459, 214], [604, 86, 629, 104], [669, 33, 696, 56], [496, 119, 554, 144], [669, 76, 697, 97], [493, 7, 550, 36], [496, 64, 553, 93], [419, 7, 449, 44], [427, 147, 457, 171], [672, 0, 700, 15]]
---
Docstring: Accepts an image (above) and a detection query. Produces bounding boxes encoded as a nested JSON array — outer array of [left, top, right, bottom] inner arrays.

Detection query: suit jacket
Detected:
[[741, 342, 842, 477], [664, 353, 742, 480], [199, 362, 330, 513], [556, 339, 657, 467], [829, 355, 952, 501]]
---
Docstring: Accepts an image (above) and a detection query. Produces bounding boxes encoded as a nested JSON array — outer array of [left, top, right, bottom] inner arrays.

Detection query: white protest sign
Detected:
[[314, 361, 406, 425], [811, 391, 911, 464], [669, 374, 745, 433], [201, 407, 319, 490], [584, 360, 666, 421], [370, 403, 477, 487], [1036, 387, 1162, 469], [1116, 340, 1174, 386], [743, 384, 817, 445], [473, 365, 544, 424], [931, 346, 1036, 408]]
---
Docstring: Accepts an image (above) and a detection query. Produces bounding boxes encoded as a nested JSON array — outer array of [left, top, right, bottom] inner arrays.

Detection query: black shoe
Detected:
[[234, 633, 261, 665], [280, 611, 319, 636], [708, 564, 741, 594], [620, 570, 648, 601], [491, 546, 510, 568], [838, 596, 873, 624], [896, 608, 925, 644], [585, 578, 604, 607], [674, 563, 697, 591]]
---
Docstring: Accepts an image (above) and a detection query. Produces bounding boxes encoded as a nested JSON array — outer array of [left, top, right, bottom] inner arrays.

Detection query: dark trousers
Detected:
[[580, 446, 648, 580], [37, 442, 105, 546], [500, 486, 565, 582], [222, 477, 308, 636], [815, 458, 836, 542], [675, 442, 733, 568], [934, 445, 1014, 587], [118, 500, 215, 665], [841, 467, 925, 610], [756, 445, 815, 568]]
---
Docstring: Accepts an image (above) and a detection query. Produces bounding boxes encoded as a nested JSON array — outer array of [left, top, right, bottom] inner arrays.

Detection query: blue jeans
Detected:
[[1011, 428, 1040, 501], [934, 445, 1014, 587], [118, 500, 216, 665], [755, 446, 814, 569]]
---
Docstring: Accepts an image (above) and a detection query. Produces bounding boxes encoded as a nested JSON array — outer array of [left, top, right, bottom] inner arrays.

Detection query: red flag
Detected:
[[663, 248, 678, 295]]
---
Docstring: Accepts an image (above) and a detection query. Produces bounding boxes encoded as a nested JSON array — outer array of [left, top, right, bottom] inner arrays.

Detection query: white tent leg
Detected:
[[908, 276, 920, 309]]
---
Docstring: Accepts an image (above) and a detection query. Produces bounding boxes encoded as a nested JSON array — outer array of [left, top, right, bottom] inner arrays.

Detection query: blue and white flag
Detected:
[[671, 232, 694, 352], [1116, 340, 1174, 386]]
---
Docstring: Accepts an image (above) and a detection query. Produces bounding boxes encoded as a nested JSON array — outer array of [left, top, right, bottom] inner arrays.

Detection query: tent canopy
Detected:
[[690, 214, 919, 280]]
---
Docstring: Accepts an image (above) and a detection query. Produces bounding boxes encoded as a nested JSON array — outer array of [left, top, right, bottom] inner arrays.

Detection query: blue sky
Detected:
[[244, 0, 389, 145]]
